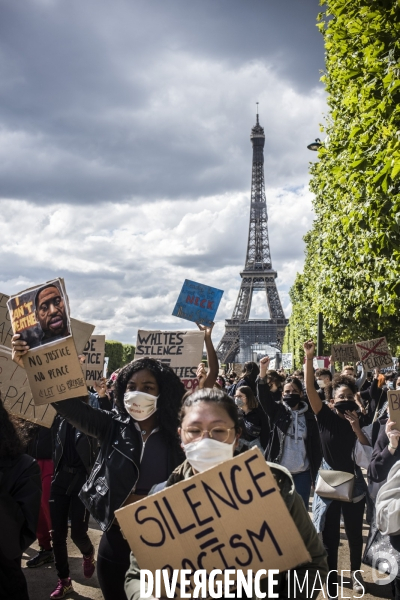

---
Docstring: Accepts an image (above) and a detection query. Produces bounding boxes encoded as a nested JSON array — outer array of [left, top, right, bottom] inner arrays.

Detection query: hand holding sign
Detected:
[[172, 280, 223, 328]]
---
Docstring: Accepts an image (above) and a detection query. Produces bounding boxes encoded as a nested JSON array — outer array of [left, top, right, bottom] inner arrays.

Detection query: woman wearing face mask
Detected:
[[234, 386, 269, 450], [125, 387, 328, 600], [12, 336, 186, 600], [304, 340, 370, 597], [257, 357, 322, 508]]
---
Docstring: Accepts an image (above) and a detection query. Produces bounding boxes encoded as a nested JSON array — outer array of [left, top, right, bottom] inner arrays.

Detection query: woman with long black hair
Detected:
[[12, 332, 186, 600], [0, 401, 42, 600]]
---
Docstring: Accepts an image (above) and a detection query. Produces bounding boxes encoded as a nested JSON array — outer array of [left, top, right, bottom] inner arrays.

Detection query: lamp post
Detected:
[[308, 138, 324, 356]]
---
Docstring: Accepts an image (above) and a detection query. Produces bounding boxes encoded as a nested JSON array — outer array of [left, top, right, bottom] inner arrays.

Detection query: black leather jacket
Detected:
[[53, 415, 98, 475], [257, 380, 322, 484], [52, 398, 184, 532]]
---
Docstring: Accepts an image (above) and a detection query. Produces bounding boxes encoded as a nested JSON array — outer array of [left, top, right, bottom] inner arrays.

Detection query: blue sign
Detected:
[[172, 280, 224, 327]]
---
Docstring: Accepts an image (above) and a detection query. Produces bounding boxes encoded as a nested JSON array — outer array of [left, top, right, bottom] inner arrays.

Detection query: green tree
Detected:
[[104, 340, 136, 375], [286, 0, 400, 365]]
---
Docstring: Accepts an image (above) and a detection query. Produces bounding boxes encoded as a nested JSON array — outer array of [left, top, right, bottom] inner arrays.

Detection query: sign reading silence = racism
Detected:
[[172, 280, 223, 328], [116, 448, 310, 599]]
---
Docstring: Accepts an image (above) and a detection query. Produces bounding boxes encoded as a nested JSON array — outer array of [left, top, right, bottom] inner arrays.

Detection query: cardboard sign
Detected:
[[136, 329, 204, 391], [355, 337, 393, 370], [0, 293, 13, 349], [172, 280, 224, 328], [7, 278, 72, 350], [70, 318, 95, 355], [22, 336, 87, 405], [388, 390, 400, 431], [281, 353, 293, 370], [0, 346, 55, 427], [331, 344, 359, 363], [116, 448, 311, 598], [83, 335, 105, 383], [227, 363, 245, 378]]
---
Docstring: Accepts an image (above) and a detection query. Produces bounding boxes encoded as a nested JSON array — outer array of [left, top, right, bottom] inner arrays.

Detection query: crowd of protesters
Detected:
[[1, 327, 399, 600]]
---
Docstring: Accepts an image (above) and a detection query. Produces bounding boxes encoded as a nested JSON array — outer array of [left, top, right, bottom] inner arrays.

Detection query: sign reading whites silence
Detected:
[[331, 344, 359, 364], [7, 278, 88, 405], [172, 280, 223, 328], [355, 337, 393, 370], [116, 448, 310, 599], [136, 330, 204, 392]]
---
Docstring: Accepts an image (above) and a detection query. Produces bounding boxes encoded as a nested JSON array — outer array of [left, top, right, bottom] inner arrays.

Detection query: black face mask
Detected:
[[283, 394, 300, 408], [334, 400, 359, 414]]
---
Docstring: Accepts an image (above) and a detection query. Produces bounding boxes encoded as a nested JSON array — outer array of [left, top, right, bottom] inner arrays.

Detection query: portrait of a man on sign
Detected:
[[7, 278, 72, 350]]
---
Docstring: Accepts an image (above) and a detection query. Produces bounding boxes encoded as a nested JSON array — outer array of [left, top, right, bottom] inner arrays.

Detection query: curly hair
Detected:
[[114, 358, 186, 444], [0, 401, 24, 458], [327, 374, 357, 399], [180, 388, 241, 433]]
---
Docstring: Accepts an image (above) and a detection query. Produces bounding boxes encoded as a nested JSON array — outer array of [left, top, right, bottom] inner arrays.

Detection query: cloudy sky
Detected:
[[0, 0, 326, 346]]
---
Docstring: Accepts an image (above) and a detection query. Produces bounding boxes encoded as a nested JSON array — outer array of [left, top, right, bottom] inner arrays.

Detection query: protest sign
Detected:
[[83, 335, 105, 384], [136, 330, 204, 391], [7, 279, 87, 405], [0, 346, 55, 427], [387, 390, 400, 432], [0, 293, 13, 349], [7, 278, 72, 350], [116, 448, 310, 598], [331, 344, 359, 363], [172, 280, 223, 328], [22, 336, 87, 405], [227, 363, 244, 378], [281, 353, 293, 370], [355, 337, 393, 370], [70, 318, 95, 355]]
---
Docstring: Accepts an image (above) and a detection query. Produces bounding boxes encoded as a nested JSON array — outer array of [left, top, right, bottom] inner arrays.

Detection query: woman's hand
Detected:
[[259, 356, 270, 378], [386, 420, 400, 451], [196, 363, 207, 389], [93, 378, 107, 398], [303, 340, 315, 359], [197, 322, 214, 338], [11, 334, 29, 369], [344, 410, 361, 433]]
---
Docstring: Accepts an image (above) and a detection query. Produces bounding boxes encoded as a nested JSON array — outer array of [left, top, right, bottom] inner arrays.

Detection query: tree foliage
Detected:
[[105, 340, 135, 375], [285, 0, 400, 366]]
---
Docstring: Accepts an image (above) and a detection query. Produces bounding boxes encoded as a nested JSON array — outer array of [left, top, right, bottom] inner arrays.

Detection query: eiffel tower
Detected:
[[216, 111, 288, 364]]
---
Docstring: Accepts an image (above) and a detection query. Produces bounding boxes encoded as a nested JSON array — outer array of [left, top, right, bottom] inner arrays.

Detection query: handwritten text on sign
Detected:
[[83, 335, 105, 383], [23, 336, 88, 405], [331, 344, 359, 364], [136, 330, 204, 391], [0, 294, 13, 349], [355, 337, 393, 370], [0, 346, 55, 427], [388, 390, 400, 432], [172, 280, 224, 328], [116, 448, 310, 598]]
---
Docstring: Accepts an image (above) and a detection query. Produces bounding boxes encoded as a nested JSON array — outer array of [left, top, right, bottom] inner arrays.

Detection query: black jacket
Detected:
[[52, 398, 184, 532], [53, 415, 98, 475], [0, 455, 41, 560], [26, 421, 57, 460], [257, 380, 322, 484], [368, 418, 400, 483]]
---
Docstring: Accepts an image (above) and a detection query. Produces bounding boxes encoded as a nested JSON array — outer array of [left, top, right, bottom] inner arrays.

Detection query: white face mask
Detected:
[[124, 390, 159, 421], [317, 379, 326, 388], [183, 437, 235, 473]]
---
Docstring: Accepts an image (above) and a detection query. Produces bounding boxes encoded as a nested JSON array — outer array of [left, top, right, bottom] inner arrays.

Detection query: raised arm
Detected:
[[355, 361, 367, 390], [304, 340, 323, 415], [12, 333, 111, 441], [197, 323, 218, 389], [256, 356, 279, 419]]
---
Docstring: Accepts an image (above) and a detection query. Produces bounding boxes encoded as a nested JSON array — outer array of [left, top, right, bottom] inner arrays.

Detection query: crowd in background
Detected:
[[1, 327, 400, 600]]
